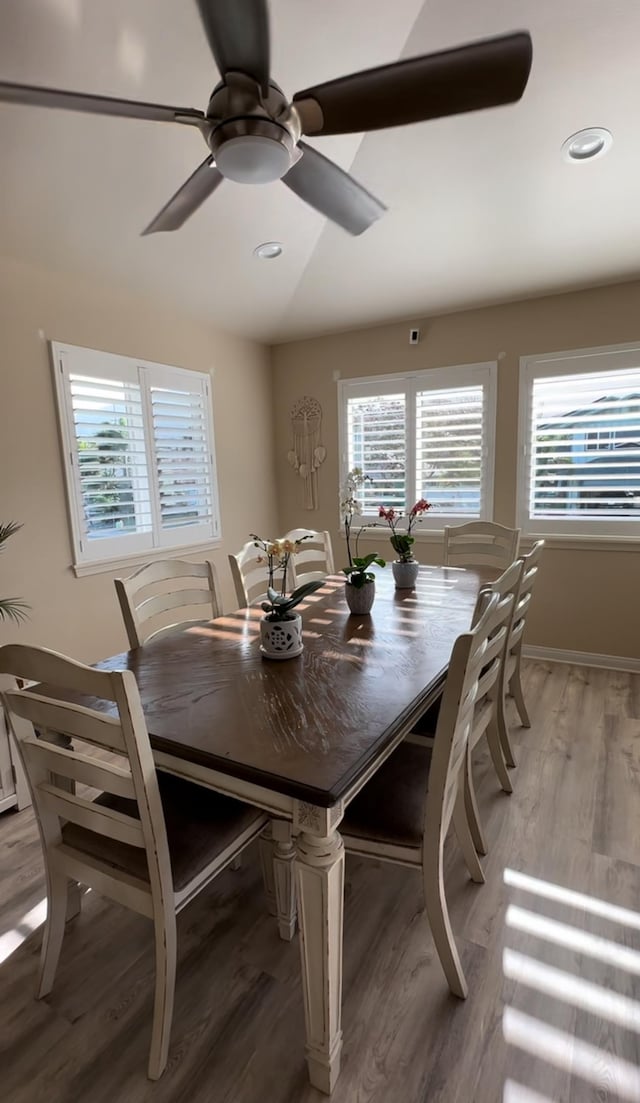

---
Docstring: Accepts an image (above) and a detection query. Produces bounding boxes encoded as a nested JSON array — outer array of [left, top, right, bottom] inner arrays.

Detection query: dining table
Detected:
[[88, 563, 490, 1092]]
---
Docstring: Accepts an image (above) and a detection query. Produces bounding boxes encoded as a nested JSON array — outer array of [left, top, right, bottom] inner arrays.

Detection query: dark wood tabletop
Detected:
[[68, 565, 489, 808]]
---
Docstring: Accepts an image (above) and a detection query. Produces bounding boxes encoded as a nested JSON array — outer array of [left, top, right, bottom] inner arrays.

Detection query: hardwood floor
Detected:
[[2, 660, 639, 1103]]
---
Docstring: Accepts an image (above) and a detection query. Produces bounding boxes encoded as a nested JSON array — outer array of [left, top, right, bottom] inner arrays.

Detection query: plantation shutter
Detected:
[[416, 384, 485, 516], [145, 365, 218, 548], [53, 343, 220, 565], [528, 368, 640, 522], [346, 392, 406, 512]]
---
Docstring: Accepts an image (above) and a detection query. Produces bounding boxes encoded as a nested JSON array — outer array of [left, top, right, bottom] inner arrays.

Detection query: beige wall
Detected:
[[272, 280, 640, 659], [0, 256, 276, 662]]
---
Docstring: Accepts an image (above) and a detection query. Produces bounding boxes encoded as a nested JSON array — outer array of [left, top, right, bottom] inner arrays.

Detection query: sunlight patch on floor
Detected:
[[504, 867, 640, 931], [503, 948, 640, 1032], [503, 1008, 640, 1102], [0, 898, 46, 965]]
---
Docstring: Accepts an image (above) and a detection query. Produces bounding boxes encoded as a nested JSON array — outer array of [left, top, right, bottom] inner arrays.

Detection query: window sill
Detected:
[[520, 533, 640, 552], [72, 539, 222, 578], [340, 530, 639, 553]]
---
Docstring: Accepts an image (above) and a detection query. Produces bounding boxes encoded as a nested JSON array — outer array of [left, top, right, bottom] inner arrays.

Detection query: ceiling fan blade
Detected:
[[282, 142, 386, 236], [293, 31, 532, 136], [142, 157, 224, 235], [195, 0, 270, 92], [0, 80, 205, 126]]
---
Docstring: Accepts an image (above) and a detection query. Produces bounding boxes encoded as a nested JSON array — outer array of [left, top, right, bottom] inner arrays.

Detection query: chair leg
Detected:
[[37, 867, 69, 999], [259, 824, 277, 918], [148, 912, 177, 1080], [422, 839, 468, 999], [452, 790, 485, 885], [486, 719, 514, 795], [496, 683, 517, 769], [464, 746, 487, 856], [511, 656, 531, 729]]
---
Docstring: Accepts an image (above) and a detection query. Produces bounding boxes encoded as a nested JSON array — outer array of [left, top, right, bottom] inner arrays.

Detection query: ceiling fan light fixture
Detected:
[[562, 127, 612, 162], [215, 134, 291, 184]]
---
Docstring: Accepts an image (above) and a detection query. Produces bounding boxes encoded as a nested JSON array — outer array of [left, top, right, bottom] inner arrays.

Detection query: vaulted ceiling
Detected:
[[1, 0, 639, 342]]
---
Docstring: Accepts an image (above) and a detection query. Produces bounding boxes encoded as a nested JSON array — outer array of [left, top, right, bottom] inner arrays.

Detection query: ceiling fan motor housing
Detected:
[[205, 75, 301, 184]]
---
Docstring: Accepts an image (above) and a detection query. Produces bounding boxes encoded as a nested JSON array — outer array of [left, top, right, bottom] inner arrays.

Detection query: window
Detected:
[[338, 362, 497, 527], [52, 342, 221, 566], [518, 344, 640, 537]]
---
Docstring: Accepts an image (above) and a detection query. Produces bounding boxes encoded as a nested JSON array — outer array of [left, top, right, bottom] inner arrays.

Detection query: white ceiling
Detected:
[[1, 0, 639, 343]]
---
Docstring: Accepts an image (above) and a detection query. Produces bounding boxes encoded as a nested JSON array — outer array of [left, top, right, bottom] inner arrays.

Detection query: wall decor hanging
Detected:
[[287, 396, 326, 510]]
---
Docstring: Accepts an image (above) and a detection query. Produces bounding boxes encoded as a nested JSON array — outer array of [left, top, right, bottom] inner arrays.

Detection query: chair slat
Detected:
[[5, 691, 126, 753], [37, 782, 145, 848], [137, 588, 212, 621], [115, 559, 221, 648], [22, 736, 135, 799]]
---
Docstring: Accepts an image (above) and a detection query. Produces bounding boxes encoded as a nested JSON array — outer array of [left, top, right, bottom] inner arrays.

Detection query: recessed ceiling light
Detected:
[[561, 128, 612, 162], [253, 241, 283, 260]]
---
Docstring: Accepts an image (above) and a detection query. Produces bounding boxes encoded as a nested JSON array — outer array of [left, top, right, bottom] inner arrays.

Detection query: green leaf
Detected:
[[0, 521, 22, 550], [0, 598, 30, 624]]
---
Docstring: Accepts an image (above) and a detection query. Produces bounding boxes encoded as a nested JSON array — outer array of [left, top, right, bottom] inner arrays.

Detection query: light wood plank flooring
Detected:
[[2, 660, 639, 1103]]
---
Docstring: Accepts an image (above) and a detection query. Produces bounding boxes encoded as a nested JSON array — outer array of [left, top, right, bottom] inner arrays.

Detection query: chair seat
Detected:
[[62, 771, 265, 892], [341, 742, 432, 849]]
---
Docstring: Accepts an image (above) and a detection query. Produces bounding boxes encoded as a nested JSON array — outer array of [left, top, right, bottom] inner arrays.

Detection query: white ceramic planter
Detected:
[[344, 579, 376, 614], [260, 613, 303, 659], [391, 560, 420, 589]]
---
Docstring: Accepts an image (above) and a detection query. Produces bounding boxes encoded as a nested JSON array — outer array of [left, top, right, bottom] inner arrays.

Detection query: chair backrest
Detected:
[[114, 559, 222, 649], [508, 540, 545, 659], [424, 589, 509, 846], [228, 540, 276, 607], [469, 559, 523, 746], [284, 529, 335, 587], [0, 644, 172, 913], [443, 521, 520, 570]]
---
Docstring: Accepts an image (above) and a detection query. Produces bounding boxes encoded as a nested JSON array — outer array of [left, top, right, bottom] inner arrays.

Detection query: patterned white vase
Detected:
[[391, 560, 420, 589], [344, 579, 375, 614], [260, 613, 303, 659]]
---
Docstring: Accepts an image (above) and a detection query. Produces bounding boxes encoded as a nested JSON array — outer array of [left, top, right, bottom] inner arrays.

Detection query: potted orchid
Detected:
[[340, 468, 385, 615], [378, 498, 432, 588], [250, 533, 323, 659]]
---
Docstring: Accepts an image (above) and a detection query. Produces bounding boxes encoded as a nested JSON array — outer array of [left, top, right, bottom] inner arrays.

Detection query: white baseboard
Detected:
[[523, 645, 640, 674]]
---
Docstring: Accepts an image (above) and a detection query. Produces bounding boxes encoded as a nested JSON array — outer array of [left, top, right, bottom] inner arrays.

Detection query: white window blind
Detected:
[[346, 392, 406, 512], [339, 363, 496, 527], [519, 346, 640, 537], [52, 343, 221, 566], [416, 384, 485, 516]]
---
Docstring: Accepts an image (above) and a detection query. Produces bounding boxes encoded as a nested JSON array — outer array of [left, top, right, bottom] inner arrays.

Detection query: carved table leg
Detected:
[[259, 823, 277, 917], [294, 802, 345, 1094], [273, 820, 297, 941]]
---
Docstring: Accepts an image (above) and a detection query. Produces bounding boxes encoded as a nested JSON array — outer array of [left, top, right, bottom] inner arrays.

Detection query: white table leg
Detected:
[[273, 820, 297, 941], [259, 823, 277, 917], [294, 802, 345, 1094]]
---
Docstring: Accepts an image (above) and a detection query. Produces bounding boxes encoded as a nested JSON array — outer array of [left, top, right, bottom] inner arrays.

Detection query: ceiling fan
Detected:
[[0, 0, 532, 237]]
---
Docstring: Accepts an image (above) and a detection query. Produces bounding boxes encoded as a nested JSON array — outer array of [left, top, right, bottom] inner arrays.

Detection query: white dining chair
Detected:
[[499, 539, 546, 763], [0, 644, 269, 1080], [114, 559, 223, 648], [284, 528, 335, 587], [340, 587, 511, 999], [443, 521, 520, 570], [228, 540, 278, 607], [410, 559, 523, 855]]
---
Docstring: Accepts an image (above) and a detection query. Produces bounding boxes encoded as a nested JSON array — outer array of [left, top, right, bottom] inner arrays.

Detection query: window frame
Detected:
[[517, 342, 640, 539], [51, 341, 221, 569], [337, 361, 497, 531]]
